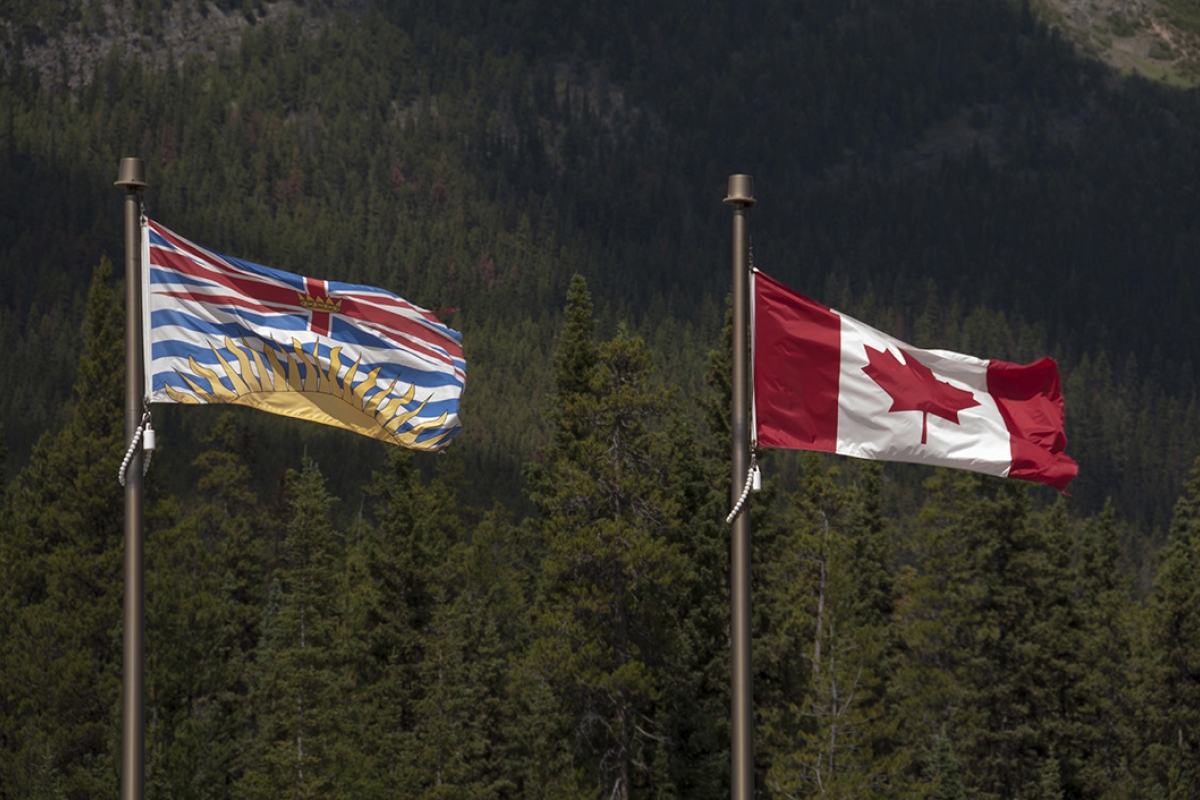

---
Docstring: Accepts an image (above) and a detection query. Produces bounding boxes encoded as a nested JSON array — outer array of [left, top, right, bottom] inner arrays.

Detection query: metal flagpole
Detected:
[[724, 174, 756, 800], [116, 157, 148, 800]]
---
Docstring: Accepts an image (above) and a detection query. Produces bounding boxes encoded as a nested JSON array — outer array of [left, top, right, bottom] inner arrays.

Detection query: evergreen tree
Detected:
[[1136, 458, 1200, 797], [504, 652, 593, 800], [6, 3, 1200, 796], [896, 472, 1080, 799], [696, 299, 784, 798], [352, 447, 530, 799], [341, 446, 461, 798], [409, 514, 517, 799], [527, 275, 689, 800], [0, 258, 127, 799], [239, 458, 358, 800], [1071, 501, 1136, 798], [651, 414, 732, 799], [929, 732, 967, 800], [145, 412, 272, 799], [761, 455, 903, 800]]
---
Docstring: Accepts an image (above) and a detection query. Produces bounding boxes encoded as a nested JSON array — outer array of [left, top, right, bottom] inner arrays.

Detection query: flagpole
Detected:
[[724, 174, 756, 800], [116, 157, 148, 800]]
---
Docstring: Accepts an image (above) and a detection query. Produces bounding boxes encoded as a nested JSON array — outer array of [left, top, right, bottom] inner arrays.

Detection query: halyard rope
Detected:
[[118, 401, 154, 487], [725, 456, 758, 524]]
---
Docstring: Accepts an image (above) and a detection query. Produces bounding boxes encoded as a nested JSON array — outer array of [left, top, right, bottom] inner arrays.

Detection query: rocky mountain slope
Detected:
[[2, 0, 359, 90], [5, 0, 1200, 91], [1038, 0, 1200, 84]]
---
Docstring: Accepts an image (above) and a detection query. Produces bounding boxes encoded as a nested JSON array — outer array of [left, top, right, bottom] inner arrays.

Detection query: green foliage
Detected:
[[1135, 458, 1200, 796], [6, 1, 1200, 797], [144, 412, 273, 799], [4, 0, 1200, 531], [239, 458, 359, 800], [760, 456, 905, 800], [3, 254, 1200, 800], [1149, 42, 1176, 61], [0, 258, 126, 799], [894, 472, 1083, 798], [1070, 501, 1138, 796], [1162, 0, 1200, 35], [929, 732, 967, 800], [528, 277, 690, 799], [1106, 13, 1142, 37]]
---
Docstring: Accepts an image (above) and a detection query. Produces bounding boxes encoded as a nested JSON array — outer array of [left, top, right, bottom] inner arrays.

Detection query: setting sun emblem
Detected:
[[164, 335, 454, 451]]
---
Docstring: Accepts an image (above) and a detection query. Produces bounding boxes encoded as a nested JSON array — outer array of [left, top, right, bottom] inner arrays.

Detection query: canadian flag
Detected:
[[753, 270, 1077, 491]]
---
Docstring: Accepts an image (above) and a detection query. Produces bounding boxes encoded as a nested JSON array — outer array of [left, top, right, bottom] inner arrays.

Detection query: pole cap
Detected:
[[723, 174, 756, 207], [114, 157, 148, 190]]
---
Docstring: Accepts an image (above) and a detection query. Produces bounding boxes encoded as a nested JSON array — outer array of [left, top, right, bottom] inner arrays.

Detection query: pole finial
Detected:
[[724, 174, 756, 207], [115, 157, 148, 191]]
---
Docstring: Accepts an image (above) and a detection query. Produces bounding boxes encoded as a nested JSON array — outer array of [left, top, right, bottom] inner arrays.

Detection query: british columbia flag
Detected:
[[142, 218, 464, 451]]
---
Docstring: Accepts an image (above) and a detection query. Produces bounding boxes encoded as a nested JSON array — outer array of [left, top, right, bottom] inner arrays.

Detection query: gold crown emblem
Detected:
[[298, 293, 342, 314]]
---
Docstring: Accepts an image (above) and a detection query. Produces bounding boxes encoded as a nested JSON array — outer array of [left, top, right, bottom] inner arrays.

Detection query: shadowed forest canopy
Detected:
[[3, 0, 1200, 797]]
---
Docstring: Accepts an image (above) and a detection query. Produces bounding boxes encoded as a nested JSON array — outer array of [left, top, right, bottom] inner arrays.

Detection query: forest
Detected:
[[3, 0, 1200, 797]]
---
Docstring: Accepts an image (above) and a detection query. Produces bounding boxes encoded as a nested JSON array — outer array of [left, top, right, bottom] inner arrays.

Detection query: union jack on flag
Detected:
[[141, 218, 464, 451]]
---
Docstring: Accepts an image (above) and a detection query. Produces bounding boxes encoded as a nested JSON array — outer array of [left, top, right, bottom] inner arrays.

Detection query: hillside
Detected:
[[4, 0, 1200, 530], [5, 1, 1200, 798], [1, 0, 362, 90], [1039, 0, 1200, 84]]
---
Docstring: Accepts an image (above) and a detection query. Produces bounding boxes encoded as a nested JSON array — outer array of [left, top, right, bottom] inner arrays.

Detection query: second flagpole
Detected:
[[116, 157, 148, 800], [725, 174, 756, 800]]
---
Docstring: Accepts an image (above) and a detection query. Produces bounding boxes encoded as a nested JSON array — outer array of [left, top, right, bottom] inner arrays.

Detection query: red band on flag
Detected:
[[304, 277, 332, 336], [754, 271, 841, 452], [987, 358, 1078, 492]]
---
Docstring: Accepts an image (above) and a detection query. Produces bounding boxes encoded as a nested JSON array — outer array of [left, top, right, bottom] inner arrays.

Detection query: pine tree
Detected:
[[1136, 457, 1200, 797], [893, 470, 979, 772], [239, 458, 358, 800], [410, 533, 515, 799], [651, 414, 731, 799], [145, 412, 272, 799], [896, 472, 1080, 799], [1071, 500, 1136, 797], [527, 275, 689, 800], [694, 298, 783, 798], [0, 258, 127, 799], [929, 731, 967, 800], [349, 447, 527, 799], [761, 455, 903, 800], [340, 446, 462, 798]]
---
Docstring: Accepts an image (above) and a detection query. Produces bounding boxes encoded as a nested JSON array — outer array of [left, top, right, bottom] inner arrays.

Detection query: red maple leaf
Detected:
[[861, 346, 980, 444]]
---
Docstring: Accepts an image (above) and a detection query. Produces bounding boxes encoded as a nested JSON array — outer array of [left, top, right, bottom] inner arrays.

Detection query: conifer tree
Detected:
[[145, 412, 272, 799], [239, 458, 357, 800], [761, 455, 903, 800], [458, 507, 540, 797], [1135, 457, 1200, 797], [341, 447, 461, 798], [350, 448, 529, 799], [694, 299, 783, 798], [0, 257, 126, 799], [893, 471, 978, 774], [409, 527, 516, 799], [1071, 500, 1136, 797], [929, 732, 967, 800], [896, 472, 1079, 798], [527, 275, 690, 800], [652, 414, 732, 799]]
